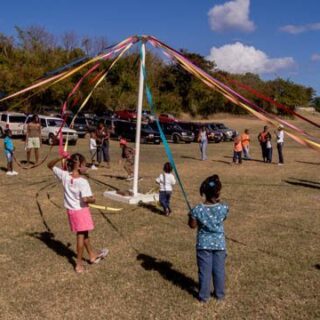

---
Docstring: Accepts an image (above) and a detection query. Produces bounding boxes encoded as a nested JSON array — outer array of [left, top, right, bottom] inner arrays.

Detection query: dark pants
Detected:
[[197, 249, 226, 302], [266, 147, 272, 163], [260, 142, 267, 162], [159, 191, 172, 212], [233, 151, 242, 164], [97, 140, 110, 163], [277, 143, 284, 164]]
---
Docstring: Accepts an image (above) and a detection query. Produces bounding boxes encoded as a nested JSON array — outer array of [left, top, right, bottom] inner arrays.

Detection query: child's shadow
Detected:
[[28, 231, 77, 268], [138, 202, 164, 215], [0, 166, 7, 172], [137, 253, 198, 297]]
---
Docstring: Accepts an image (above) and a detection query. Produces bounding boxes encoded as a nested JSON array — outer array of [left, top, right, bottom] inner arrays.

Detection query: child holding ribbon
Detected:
[[188, 174, 229, 302], [47, 153, 108, 273]]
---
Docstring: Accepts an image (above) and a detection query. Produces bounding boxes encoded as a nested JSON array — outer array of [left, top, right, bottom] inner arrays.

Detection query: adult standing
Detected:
[[96, 121, 110, 167], [198, 126, 209, 161], [241, 129, 251, 160], [26, 114, 41, 165], [275, 125, 284, 165], [258, 126, 271, 163]]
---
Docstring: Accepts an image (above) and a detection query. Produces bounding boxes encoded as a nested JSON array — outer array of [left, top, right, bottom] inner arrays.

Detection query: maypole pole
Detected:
[[132, 39, 145, 196]]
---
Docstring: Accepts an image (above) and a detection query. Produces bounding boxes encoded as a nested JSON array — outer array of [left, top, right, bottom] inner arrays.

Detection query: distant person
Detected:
[[258, 126, 271, 163], [47, 153, 108, 273], [198, 126, 209, 161], [188, 174, 228, 303], [233, 134, 242, 164], [155, 162, 176, 216], [119, 138, 135, 180], [26, 114, 41, 165], [275, 125, 284, 165], [241, 129, 251, 160], [89, 130, 98, 170], [4, 129, 18, 176], [96, 121, 110, 168]]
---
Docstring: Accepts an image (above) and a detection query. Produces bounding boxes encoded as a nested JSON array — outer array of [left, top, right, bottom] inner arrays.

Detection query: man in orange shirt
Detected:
[[241, 129, 251, 160]]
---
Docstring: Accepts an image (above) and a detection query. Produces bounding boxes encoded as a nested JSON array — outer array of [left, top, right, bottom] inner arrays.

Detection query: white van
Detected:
[[24, 115, 78, 145], [0, 112, 27, 137]]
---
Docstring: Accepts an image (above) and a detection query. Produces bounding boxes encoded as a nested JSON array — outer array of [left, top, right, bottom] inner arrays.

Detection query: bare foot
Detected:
[[75, 264, 85, 273]]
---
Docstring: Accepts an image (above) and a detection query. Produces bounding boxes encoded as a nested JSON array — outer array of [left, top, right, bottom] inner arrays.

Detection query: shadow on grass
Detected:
[[137, 253, 197, 297], [102, 174, 127, 180], [138, 202, 164, 215], [296, 160, 320, 166], [0, 166, 7, 172], [212, 160, 231, 165], [224, 155, 265, 163], [284, 179, 320, 190], [87, 176, 119, 191], [181, 156, 201, 161], [288, 178, 320, 186], [314, 264, 320, 270], [28, 231, 76, 268]]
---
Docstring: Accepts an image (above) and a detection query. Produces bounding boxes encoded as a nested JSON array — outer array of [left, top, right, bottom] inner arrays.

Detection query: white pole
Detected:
[[133, 41, 145, 196]]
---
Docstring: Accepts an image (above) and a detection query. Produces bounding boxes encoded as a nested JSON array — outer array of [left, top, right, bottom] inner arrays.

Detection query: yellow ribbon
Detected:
[[89, 204, 123, 212]]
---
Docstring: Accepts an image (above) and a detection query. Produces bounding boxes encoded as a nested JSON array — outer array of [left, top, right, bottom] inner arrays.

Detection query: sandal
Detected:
[[90, 248, 109, 264]]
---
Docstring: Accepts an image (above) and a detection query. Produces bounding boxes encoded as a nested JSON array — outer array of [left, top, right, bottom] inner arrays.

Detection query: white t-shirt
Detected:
[[156, 173, 176, 192], [89, 138, 97, 150], [276, 130, 284, 143], [53, 167, 93, 210]]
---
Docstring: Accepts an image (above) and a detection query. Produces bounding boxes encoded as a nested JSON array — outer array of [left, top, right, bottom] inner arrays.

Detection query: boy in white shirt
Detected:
[[275, 125, 284, 165], [156, 162, 176, 216], [89, 131, 98, 170]]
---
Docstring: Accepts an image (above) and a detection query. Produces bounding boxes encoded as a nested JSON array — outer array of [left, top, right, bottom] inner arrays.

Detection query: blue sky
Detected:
[[1, 0, 320, 94]]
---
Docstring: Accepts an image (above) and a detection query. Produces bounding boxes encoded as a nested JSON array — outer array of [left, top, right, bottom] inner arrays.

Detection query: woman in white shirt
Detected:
[[275, 125, 284, 165], [156, 162, 176, 216]]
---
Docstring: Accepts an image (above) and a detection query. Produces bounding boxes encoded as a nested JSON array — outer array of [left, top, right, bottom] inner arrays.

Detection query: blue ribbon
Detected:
[[140, 44, 192, 211]]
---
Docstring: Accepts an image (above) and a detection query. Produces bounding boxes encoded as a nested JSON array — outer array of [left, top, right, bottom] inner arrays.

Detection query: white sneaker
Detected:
[[6, 171, 13, 176], [91, 165, 98, 170], [12, 171, 18, 175]]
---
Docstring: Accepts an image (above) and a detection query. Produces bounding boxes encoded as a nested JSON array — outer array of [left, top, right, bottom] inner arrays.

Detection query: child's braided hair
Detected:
[[200, 174, 222, 202], [66, 153, 86, 172]]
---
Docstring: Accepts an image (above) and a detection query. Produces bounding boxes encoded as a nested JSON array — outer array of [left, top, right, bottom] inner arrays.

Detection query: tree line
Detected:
[[0, 26, 318, 117]]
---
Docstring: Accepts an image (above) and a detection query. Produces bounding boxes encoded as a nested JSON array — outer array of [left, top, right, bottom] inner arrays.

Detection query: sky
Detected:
[[1, 0, 320, 95]]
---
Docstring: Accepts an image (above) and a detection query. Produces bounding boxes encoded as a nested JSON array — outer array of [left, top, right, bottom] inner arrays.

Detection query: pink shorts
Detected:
[[66, 207, 94, 233]]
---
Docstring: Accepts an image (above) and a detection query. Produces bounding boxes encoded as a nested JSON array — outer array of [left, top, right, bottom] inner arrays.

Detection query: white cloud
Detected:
[[311, 53, 320, 62], [208, 0, 255, 32], [280, 23, 320, 34], [207, 42, 295, 74]]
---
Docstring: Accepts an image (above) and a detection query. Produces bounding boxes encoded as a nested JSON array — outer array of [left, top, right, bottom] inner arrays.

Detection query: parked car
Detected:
[[0, 112, 26, 137], [113, 120, 160, 144], [150, 122, 194, 143], [206, 122, 237, 141], [24, 115, 78, 145], [179, 122, 223, 143], [115, 109, 137, 121], [66, 116, 95, 138], [158, 113, 178, 123]]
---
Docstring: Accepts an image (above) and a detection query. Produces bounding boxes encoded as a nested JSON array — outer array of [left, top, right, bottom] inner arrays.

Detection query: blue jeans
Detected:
[[97, 140, 110, 163], [159, 191, 172, 212], [242, 145, 251, 159], [197, 249, 226, 301], [199, 140, 208, 160]]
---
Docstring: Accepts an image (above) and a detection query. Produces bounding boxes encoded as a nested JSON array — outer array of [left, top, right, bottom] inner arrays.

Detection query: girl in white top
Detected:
[[89, 131, 98, 170], [47, 153, 108, 273], [156, 162, 176, 216]]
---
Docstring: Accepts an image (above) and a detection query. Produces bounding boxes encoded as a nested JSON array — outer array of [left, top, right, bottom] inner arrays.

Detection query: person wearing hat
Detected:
[[275, 125, 284, 165], [119, 138, 135, 180], [258, 125, 271, 163]]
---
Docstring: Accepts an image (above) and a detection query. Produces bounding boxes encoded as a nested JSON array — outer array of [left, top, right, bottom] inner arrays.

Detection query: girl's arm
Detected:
[[47, 157, 63, 171], [82, 196, 96, 204], [188, 215, 197, 229]]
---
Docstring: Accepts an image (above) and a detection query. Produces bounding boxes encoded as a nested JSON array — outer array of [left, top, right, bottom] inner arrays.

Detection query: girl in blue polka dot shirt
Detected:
[[188, 174, 229, 302]]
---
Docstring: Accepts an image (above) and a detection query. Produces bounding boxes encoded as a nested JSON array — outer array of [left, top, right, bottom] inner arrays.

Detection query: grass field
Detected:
[[0, 116, 319, 319]]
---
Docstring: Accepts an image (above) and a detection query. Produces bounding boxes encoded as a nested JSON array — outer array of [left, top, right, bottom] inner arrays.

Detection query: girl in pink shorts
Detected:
[[47, 153, 108, 273]]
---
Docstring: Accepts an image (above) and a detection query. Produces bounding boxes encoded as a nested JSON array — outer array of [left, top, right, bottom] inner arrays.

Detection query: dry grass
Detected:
[[1, 116, 320, 319]]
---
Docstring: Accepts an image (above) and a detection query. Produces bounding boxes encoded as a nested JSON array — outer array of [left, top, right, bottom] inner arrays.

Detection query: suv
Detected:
[[179, 122, 223, 143], [66, 116, 94, 138], [0, 112, 26, 137], [206, 122, 237, 141], [24, 115, 78, 145], [114, 120, 160, 144], [150, 122, 194, 143]]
